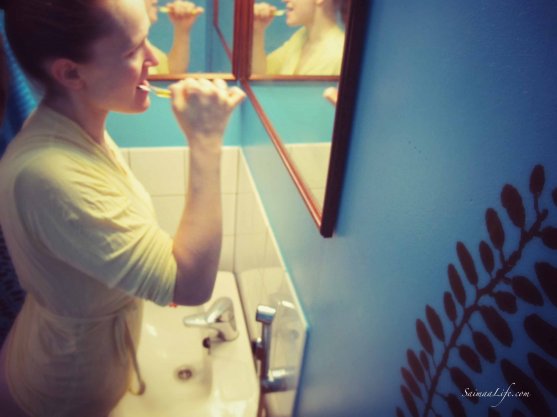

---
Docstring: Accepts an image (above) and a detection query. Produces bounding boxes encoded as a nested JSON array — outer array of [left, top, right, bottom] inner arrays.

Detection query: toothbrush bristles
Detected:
[[138, 85, 171, 98]]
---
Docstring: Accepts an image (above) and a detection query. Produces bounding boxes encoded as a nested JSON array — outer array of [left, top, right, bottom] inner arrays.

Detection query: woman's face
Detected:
[[78, 0, 158, 115], [283, 0, 317, 27]]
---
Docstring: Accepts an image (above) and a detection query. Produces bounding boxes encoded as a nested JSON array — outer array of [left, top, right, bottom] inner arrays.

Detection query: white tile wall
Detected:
[[234, 154, 308, 417], [123, 146, 307, 417], [125, 146, 239, 271]]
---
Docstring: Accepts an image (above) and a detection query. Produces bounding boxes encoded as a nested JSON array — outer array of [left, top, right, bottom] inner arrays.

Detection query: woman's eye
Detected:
[[127, 42, 144, 58]]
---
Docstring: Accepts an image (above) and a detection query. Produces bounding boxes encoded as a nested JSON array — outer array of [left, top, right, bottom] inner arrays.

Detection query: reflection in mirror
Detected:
[[146, 0, 233, 76], [146, 0, 205, 74], [245, 0, 368, 236], [251, 81, 338, 207], [215, 0, 235, 61], [251, 0, 349, 75]]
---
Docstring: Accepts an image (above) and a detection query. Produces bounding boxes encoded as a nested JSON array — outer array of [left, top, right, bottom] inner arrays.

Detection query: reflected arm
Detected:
[[168, 29, 192, 74], [251, 30, 267, 74], [251, 3, 277, 74], [166, 2, 204, 73]]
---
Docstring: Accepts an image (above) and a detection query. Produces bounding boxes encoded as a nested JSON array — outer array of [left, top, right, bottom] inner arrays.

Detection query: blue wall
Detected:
[[243, 1, 557, 416]]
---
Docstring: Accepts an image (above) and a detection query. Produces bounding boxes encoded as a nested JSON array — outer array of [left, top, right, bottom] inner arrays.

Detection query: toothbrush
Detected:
[[273, 10, 286, 16], [138, 85, 172, 98], [159, 6, 204, 14]]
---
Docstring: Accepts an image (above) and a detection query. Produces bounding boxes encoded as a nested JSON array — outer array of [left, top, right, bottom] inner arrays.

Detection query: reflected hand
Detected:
[[166, 1, 204, 32], [323, 87, 338, 106], [253, 2, 277, 33], [170, 79, 246, 149]]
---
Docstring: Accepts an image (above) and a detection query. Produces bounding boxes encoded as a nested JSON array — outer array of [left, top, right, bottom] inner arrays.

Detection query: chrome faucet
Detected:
[[253, 304, 297, 393], [183, 297, 239, 342]]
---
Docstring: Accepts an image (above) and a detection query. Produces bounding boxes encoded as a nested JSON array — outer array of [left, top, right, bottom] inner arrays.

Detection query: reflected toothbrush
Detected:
[[159, 6, 204, 14]]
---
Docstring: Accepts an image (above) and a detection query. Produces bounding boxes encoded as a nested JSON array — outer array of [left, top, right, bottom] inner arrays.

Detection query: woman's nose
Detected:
[[144, 40, 160, 68]]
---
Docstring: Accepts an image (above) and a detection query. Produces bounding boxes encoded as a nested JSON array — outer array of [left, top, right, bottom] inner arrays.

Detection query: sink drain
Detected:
[[175, 366, 194, 381]]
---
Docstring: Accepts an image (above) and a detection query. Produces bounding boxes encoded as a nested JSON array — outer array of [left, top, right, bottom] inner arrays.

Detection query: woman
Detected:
[[252, 0, 346, 75], [0, 0, 244, 416], [145, 0, 204, 74]]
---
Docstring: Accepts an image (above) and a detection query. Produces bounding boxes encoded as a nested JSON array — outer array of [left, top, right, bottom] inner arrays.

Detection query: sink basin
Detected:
[[110, 272, 259, 417]]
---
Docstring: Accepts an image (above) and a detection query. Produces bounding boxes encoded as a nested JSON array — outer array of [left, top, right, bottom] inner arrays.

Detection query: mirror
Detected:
[[243, 0, 367, 237], [146, 0, 233, 77]]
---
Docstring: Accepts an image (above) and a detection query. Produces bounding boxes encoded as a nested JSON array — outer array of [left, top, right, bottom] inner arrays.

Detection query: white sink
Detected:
[[111, 272, 259, 417]]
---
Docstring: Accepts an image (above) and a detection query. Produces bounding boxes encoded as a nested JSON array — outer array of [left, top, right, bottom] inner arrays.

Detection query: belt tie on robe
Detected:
[[28, 295, 146, 395]]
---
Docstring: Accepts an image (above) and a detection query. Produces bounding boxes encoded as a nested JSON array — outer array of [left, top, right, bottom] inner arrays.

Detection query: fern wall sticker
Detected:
[[395, 164, 557, 417]]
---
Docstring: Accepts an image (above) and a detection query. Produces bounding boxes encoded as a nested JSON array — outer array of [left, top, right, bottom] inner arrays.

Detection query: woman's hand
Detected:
[[169, 78, 245, 150], [166, 1, 204, 33], [323, 87, 339, 106], [253, 2, 277, 34]]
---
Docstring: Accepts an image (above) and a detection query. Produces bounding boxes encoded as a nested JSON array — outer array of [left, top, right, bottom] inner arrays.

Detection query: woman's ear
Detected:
[[48, 58, 84, 91]]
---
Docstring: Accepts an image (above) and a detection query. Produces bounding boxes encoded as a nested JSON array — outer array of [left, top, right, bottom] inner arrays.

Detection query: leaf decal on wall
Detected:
[[457, 242, 479, 285], [501, 185, 526, 229], [416, 319, 434, 355], [493, 291, 517, 314], [458, 344, 482, 373], [479, 240, 495, 274], [527, 352, 557, 397], [500, 359, 551, 417], [425, 305, 445, 342], [448, 264, 466, 306], [444, 291, 457, 322], [419, 351, 430, 373], [523, 314, 557, 360], [400, 385, 419, 417], [488, 408, 502, 417], [395, 407, 405, 417], [449, 367, 478, 403], [445, 393, 466, 417], [472, 331, 496, 363], [479, 306, 513, 347], [511, 276, 544, 306], [540, 226, 557, 249], [395, 165, 557, 417], [401, 367, 423, 399], [485, 208, 505, 250], [529, 164, 545, 196], [535, 262, 557, 307], [407, 349, 425, 383]]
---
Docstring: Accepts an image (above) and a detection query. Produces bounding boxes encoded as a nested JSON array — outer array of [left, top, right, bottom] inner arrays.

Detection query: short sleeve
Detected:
[[14, 154, 177, 306]]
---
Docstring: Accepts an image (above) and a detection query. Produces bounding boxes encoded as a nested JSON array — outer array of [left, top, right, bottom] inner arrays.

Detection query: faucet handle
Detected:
[[255, 304, 276, 324], [183, 297, 238, 342], [206, 297, 235, 323]]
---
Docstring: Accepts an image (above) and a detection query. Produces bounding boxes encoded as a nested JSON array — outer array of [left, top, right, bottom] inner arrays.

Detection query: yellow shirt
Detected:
[[267, 26, 345, 75], [0, 105, 177, 417]]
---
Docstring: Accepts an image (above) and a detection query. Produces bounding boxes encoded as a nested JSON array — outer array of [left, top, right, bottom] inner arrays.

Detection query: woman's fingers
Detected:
[[169, 78, 245, 140]]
